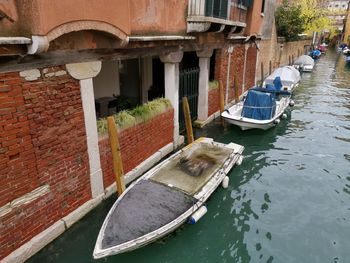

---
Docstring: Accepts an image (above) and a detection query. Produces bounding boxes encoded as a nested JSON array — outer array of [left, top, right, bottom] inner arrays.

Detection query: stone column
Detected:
[[66, 61, 104, 198], [196, 49, 213, 121], [160, 51, 183, 146]]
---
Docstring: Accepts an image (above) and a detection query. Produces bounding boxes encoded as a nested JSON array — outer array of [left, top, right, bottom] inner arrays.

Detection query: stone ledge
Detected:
[[0, 185, 50, 218], [62, 194, 104, 229], [2, 220, 65, 263]]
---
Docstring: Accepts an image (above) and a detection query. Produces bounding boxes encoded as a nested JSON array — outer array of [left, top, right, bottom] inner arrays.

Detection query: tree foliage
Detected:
[[275, 0, 304, 41], [275, 0, 336, 41], [298, 0, 334, 35]]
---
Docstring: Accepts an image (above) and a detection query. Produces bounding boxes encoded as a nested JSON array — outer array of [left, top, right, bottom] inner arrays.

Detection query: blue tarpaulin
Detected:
[[241, 90, 276, 120], [309, 50, 321, 59]]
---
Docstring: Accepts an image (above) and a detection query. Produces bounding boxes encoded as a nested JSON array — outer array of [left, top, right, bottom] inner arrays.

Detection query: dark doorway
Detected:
[[148, 58, 165, 100]]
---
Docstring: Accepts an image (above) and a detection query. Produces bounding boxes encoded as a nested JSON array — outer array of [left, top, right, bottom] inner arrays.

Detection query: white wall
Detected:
[[93, 60, 120, 99]]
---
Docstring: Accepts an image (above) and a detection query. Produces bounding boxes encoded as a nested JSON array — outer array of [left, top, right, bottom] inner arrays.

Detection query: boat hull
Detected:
[[93, 138, 244, 259], [221, 97, 290, 131]]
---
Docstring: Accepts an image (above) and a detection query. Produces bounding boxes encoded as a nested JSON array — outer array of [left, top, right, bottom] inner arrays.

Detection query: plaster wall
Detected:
[[0, 0, 130, 38], [130, 0, 187, 34], [245, 0, 264, 36], [93, 61, 120, 99]]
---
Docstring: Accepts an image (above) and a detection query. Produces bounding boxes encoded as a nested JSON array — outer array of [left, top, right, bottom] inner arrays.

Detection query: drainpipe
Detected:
[[0, 37, 32, 45], [225, 45, 234, 105], [0, 36, 49, 54], [129, 36, 196, 41], [27, 36, 50, 54]]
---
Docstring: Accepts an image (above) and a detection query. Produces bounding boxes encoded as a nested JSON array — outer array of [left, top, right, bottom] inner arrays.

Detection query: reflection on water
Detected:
[[28, 51, 350, 263]]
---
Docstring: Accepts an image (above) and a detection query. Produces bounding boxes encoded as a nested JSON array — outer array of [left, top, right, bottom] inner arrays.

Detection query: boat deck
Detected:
[[150, 143, 233, 195], [102, 180, 196, 249]]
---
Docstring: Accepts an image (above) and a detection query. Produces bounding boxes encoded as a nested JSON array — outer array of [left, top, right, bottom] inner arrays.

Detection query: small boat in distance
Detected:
[[293, 55, 315, 72], [93, 138, 244, 259], [263, 66, 301, 93], [221, 87, 293, 130], [309, 49, 321, 59]]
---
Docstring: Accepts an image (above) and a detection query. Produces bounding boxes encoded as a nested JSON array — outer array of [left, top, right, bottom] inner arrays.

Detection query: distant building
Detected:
[[327, 0, 349, 31], [341, 1, 350, 43]]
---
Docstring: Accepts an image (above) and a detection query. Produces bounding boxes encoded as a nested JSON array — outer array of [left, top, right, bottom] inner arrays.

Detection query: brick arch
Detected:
[[46, 20, 129, 44]]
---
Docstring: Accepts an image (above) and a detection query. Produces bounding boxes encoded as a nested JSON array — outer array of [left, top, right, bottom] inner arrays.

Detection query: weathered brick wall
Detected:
[[0, 67, 91, 259], [257, 37, 312, 83], [209, 44, 257, 116], [99, 109, 174, 188], [208, 89, 219, 117], [245, 46, 257, 89]]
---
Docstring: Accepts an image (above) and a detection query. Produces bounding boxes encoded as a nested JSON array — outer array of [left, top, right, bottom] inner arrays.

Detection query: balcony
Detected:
[[187, 0, 250, 33]]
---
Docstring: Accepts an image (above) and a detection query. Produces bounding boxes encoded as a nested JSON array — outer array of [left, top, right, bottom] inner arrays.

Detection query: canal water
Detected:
[[27, 51, 350, 263]]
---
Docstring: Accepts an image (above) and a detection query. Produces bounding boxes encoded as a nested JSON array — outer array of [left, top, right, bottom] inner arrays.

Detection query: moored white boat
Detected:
[[263, 66, 301, 93], [293, 55, 315, 72], [93, 138, 244, 259], [221, 88, 292, 131]]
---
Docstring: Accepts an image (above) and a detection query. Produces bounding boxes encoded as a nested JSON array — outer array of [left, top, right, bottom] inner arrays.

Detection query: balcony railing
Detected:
[[187, 0, 250, 33]]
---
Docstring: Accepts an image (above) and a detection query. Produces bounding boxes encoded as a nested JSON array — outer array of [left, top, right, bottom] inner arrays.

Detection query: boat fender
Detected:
[[222, 176, 229, 188], [236, 155, 243, 166], [274, 119, 281, 125], [188, 206, 207, 224], [289, 100, 295, 107], [281, 113, 287, 119]]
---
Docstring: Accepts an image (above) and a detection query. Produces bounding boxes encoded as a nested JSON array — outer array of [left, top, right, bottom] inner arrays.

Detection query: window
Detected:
[[261, 0, 266, 13]]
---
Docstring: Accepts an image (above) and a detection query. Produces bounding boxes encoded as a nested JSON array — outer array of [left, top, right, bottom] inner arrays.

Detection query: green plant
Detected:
[[209, 80, 219, 90], [275, 0, 304, 41], [97, 98, 173, 134]]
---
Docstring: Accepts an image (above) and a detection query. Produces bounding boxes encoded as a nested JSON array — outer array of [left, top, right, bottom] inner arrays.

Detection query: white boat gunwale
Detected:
[[221, 96, 290, 130], [93, 138, 244, 259]]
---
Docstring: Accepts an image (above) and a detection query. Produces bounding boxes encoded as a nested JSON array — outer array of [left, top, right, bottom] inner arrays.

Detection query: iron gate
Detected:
[[179, 67, 199, 132]]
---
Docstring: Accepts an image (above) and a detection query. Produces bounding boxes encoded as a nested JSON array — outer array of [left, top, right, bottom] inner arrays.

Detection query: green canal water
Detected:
[[27, 51, 350, 263]]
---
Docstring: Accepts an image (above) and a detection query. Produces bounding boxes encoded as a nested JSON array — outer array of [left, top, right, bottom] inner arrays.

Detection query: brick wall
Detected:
[[99, 109, 174, 188], [0, 67, 91, 259], [208, 89, 219, 117], [257, 37, 312, 83], [245, 46, 257, 89], [209, 44, 258, 116]]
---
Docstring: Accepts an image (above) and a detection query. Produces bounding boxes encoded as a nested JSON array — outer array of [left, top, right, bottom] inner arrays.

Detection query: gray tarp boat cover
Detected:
[[293, 55, 315, 66], [264, 66, 301, 87], [102, 180, 196, 249]]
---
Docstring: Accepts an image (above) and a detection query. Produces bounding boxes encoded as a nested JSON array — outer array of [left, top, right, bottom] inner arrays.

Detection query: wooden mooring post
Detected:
[[234, 75, 239, 102], [182, 97, 194, 144], [219, 80, 225, 112], [107, 116, 126, 196], [269, 60, 272, 75], [260, 62, 264, 86], [219, 80, 225, 126]]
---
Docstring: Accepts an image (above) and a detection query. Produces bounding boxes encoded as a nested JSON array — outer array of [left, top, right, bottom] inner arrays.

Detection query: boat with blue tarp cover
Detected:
[[309, 49, 321, 59], [221, 86, 293, 130], [263, 66, 301, 93]]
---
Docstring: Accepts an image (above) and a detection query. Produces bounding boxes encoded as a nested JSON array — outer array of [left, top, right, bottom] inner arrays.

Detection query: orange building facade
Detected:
[[0, 1, 265, 261]]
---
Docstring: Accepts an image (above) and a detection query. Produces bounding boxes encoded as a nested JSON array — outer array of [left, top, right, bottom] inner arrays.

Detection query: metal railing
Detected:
[[188, 0, 251, 21], [179, 68, 199, 132]]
